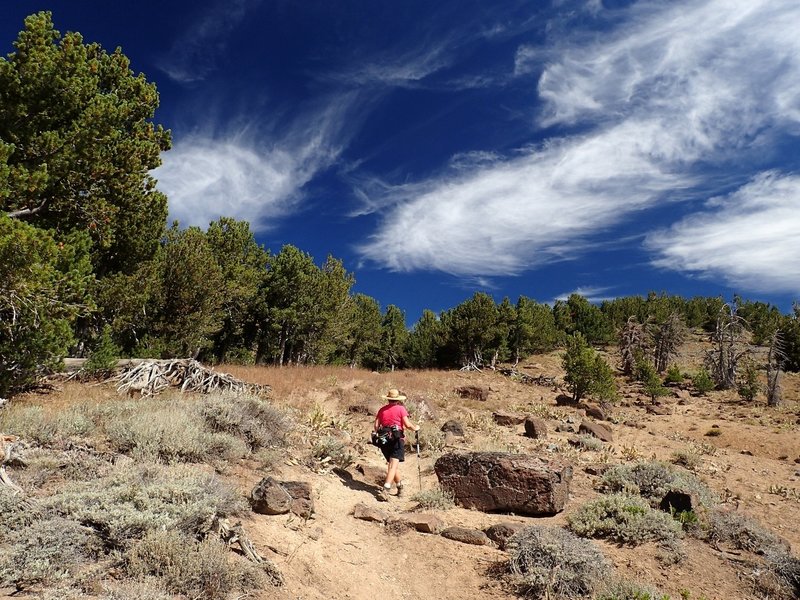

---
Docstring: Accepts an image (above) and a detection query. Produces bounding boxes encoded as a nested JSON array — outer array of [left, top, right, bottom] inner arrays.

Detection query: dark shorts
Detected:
[[380, 437, 405, 462]]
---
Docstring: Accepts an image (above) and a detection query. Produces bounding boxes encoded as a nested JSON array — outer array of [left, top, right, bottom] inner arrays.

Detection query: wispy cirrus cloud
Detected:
[[357, 0, 800, 291], [155, 97, 355, 229], [552, 285, 615, 304], [159, 0, 262, 83], [647, 172, 800, 293]]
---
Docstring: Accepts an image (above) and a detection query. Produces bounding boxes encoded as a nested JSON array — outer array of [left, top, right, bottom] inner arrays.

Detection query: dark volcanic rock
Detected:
[[492, 410, 526, 426], [434, 452, 572, 515], [523, 417, 547, 439], [578, 420, 613, 442], [251, 477, 292, 515], [484, 522, 526, 550], [441, 420, 465, 436]]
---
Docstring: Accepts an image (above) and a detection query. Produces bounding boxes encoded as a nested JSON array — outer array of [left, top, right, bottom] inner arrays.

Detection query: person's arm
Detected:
[[373, 415, 380, 432], [402, 414, 419, 432]]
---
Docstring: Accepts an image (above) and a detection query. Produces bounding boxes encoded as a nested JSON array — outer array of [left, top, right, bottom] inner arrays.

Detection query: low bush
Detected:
[[567, 494, 683, 546], [124, 529, 261, 600], [44, 463, 246, 549], [100, 578, 173, 600], [764, 547, 800, 598], [571, 435, 604, 452], [0, 486, 39, 531], [595, 578, 670, 600], [412, 427, 446, 454], [411, 487, 455, 510], [705, 510, 785, 554], [0, 404, 97, 446], [310, 435, 353, 469], [198, 393, 292, 451], [102, 400, 247, 464], [506, 526, 611, 599], [599, 461, 716, 508], [0, 517, 103, 589], [670, 450, 700, 471]]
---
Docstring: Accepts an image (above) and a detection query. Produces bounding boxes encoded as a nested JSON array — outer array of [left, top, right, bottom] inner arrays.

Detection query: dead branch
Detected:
[[216, 518, 284, 586], [114, 359, 270, 397]]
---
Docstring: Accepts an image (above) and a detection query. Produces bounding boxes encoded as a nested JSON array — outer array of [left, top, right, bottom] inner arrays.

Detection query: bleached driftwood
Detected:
[[115, 359, 270, 398], [216, 518, 284, 586], [0, 435, 23, 493]]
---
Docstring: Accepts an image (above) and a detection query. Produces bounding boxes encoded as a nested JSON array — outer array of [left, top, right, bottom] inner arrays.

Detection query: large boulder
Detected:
[[456, 386, 489, 401], [251, 477, 314, 518], [579, 420, 613, 442], [441, 526, 491, 546], [524, 417, 547, 439], [434, 452, 572, 516]]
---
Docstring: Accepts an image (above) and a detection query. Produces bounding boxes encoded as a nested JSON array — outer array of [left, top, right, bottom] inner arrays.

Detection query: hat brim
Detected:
[[382, 395, 406, 401]]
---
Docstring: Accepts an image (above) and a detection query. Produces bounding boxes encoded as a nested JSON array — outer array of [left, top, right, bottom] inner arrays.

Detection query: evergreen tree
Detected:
[[441, 292, 498, 369], [205, 217, 269, 363], [339, 293, 382, 368], [0, 215, 92, 395], [406, 309, 444, 369], [511, 296, 559, 363], [380, 305, 408, 371], [1, 12, 170, 275], [562, 332, 617, 402]]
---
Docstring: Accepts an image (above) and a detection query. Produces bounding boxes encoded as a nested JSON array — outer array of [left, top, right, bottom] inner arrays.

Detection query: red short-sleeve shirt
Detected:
[[376, 403, 409, 431]]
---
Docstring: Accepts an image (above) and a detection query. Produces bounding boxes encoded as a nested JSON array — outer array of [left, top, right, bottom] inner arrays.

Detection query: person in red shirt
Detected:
[[373, 388, 419, 501]]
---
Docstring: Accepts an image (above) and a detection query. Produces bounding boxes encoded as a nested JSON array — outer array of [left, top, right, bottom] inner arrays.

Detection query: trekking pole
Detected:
[[415, 429, 422, 491]]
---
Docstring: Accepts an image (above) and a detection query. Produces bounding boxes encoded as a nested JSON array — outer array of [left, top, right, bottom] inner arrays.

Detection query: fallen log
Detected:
[[216, 518, 284, 586]]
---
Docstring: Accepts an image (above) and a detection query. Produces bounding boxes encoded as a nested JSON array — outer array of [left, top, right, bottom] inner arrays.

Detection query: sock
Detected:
[[396, 482, 403, 489], [383, 483, 392, 490]]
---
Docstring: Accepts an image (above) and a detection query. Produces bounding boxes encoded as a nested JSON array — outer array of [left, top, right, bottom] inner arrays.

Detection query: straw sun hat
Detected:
[[382, 388, 406, 401]]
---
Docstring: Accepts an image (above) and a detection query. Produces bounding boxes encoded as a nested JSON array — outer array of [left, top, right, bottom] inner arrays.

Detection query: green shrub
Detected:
[[595, 578, 670, 600], [82, 325, 120, 378], [124, 529, 261, 599], [44, 463, 246, 549], [664, 365, 683, 385], [0, 517, 103, 589], [567, 494, 683, 545], [692, 368, 715, 395], [199, 393, 292, 451], [506, 526, 611, 599], [411, 487, 455, 510], [17, 448, 113, 488], [737, 360, 761, 402], [636, 360, 670, 403], [599, 461, 716, 508]]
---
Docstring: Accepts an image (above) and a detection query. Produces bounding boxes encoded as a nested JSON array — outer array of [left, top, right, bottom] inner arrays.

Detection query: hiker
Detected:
[[373, 388, 419, 501]]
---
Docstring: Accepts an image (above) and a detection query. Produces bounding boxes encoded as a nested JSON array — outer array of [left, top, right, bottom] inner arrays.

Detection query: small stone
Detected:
[[441, 420, 465, 436], [524, 417, 547, 439], [352, 503, 388, 523], [441, 526, 491, 546], [579, 420, 613, 442], [401, 513, 446, 534], [484, 522, 525, 550]]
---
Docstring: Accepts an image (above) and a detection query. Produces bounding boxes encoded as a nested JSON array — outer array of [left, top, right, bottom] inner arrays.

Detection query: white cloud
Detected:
[[154, 99, 351, 229], [647, 172, 800, 293], [552, 285, 615, 304], [160, 0, 261, 83], [357, 0, 800, 287]]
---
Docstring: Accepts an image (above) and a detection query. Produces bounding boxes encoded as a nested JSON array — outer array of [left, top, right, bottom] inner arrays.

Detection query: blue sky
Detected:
[[3, 0, 800, 323]]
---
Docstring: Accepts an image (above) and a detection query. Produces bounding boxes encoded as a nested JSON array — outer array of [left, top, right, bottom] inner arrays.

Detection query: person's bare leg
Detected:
[[385, 458, 400, 486]]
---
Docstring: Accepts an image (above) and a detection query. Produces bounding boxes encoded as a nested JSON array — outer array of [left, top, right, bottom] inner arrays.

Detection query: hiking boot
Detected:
[[396, 485, 405, 498], [377, 488, 390, 502]]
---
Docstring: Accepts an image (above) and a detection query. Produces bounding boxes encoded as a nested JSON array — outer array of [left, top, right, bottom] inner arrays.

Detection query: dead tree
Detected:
[[766, 330, 786, 407], [619, 316, 647, 377], [705, 303, 748, 390]]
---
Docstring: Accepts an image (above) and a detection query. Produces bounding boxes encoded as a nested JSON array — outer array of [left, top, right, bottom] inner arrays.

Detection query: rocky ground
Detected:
[[2, 336, 799, 600]]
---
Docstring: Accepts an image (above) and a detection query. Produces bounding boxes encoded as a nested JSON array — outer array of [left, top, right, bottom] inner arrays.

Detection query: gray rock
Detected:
[[484, 522, 526, 550]]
